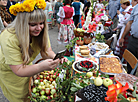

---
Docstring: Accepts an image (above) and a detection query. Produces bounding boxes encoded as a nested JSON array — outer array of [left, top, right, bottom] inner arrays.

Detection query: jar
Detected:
[[84, 33, 93, 44]]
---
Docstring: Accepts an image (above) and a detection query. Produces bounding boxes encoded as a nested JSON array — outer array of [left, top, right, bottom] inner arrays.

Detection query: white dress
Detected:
[[57, 6, 75, 44]]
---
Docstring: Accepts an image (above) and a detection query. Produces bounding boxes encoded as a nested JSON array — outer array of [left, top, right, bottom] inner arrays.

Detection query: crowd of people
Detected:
[[0, 0, 138, 101]]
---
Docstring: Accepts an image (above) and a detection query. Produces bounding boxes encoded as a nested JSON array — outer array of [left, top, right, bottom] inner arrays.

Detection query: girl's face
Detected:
[[29, 21, 44, 37], [0, 0, 7, 6], [121, 3, 127, 9]]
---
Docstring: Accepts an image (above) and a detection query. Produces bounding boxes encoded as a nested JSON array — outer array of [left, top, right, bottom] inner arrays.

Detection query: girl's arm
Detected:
[[9, 58, 60, 77]]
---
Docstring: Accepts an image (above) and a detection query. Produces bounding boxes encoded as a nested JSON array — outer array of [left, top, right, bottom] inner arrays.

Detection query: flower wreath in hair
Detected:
[[9, 0, 46, 16]]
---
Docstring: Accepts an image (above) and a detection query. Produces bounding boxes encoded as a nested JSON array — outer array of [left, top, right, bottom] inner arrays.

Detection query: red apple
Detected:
[[46, 76, 50, 80], [45, 88, 51, 95], [47, 96, 52, 100], [49, 78, 53, 82], [50, 75, 53, 78]]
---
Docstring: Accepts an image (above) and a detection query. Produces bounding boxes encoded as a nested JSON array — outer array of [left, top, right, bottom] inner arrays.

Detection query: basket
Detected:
[[28, 58, 55, 102], [74, 23, 84, 37]]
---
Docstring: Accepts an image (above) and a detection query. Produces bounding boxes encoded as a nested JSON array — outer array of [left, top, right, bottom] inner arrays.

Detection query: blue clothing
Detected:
[[129, 4, 138, 38], [106, 0, 121, 19], [72, 2, 81, 15]]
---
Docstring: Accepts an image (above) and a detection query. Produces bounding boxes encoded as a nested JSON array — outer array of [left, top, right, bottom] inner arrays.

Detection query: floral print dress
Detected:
[[57, 5, 75, 44]]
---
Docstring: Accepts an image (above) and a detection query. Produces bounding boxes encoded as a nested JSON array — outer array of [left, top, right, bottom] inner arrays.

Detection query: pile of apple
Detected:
[[30, 70, 59, 101], [94, 77, 113, 87], [86, 72, 113, 87]]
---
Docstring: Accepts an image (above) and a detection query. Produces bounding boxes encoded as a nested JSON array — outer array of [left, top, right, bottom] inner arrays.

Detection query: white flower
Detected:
[[101, 15, 108, 21]]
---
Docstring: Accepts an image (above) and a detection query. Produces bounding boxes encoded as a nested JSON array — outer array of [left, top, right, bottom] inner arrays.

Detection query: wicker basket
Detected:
[[28, 58, 55, 102]]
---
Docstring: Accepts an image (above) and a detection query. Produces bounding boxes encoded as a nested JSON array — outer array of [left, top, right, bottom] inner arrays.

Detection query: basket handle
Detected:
[[76, 22, 81, 28], [35, 58, 44, 64], [29, 58, 45, 96]]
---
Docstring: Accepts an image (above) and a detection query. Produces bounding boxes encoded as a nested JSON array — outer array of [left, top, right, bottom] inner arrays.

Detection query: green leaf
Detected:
[[70, 87, 78, 92], [118, 94, 130, 102], [89, 79, 93, 83], [61, 79, 69, 86], [83, 79, 89, 84], [132, 80, 138, 100], [72, 83, 83, 89], [96, 70, 99, 77], [82, 67, 87, 71]]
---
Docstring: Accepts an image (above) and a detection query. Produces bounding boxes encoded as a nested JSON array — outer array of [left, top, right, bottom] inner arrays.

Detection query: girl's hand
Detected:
[[40, 59, 60, 71]]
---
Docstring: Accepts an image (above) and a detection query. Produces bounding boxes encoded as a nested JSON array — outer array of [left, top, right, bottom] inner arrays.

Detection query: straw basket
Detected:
[[28, 58, 55, 102]]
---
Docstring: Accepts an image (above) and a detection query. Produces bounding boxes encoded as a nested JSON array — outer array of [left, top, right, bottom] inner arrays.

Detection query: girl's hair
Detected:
[[6, 9, 48, 65], [123, 1, 130, 6], [64, 0, 72, 6]]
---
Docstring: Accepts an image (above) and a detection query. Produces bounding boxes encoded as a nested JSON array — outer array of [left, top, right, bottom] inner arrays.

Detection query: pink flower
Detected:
[[95, 16, 101, 22], [99, 13, 104, 17]]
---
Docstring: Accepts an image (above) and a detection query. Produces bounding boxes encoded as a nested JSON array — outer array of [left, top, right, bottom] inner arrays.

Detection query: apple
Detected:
[[35, 92, 39, 96], [49, 78, 53, 82], [49, 85, 55, 89], [40, 95, 47, 100], [49, 70, 54, 74], [45, 83, 50, 88], [43, 79, 47, 84], [53, 75, 56, 79], [86, 72, 93, 78], [53, 93, 58, 98], [46, 76, 50, 80], [51, 88, 56, 95], [47, 96, 52, 100], [103, 78, 113, 87], [46, 88, 51, 95], [52, 81, 56, 86], [40, 90, 45, 95], [94, 77, 103, 86], [39, 75, 43, 79], [32, 88, 37, 93], [34, 79, 39, 85], [40, 82, 44, 86]]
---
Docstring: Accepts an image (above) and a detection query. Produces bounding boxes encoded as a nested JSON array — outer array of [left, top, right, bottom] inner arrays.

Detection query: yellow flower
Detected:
[[9, 0, 46, 16]]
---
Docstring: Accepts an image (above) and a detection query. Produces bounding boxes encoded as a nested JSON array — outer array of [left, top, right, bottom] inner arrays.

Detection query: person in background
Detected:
[[0, 0, 67, 101], [83, 0, 90, 19], [119, 0, 138, 75], [18, 0, 24, 3], [0, 0, 12, 27], [57, 0, 75, 44], [72, 0, 81, 27], [79, 0, 84, 28], [113, 0, 132, 58], [51, 0, 57, 26], [106, 0, 121, 29], [54, 0, 63, 31], [6, 0, 16, 20], [119, 0, 137, 59], [95, 0, 104, 13], [44, 0, 54, 30]]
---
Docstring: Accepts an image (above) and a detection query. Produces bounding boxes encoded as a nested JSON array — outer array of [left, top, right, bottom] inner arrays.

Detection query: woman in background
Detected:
[[0, 0, 12, 27], [44, 0, 53, 29], [57, 0, 75, 44], [54, 0, 63, 31]]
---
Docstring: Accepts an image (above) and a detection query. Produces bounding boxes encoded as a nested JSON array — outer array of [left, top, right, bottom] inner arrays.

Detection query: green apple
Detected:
[[94, 77, 103, 86], [86, 72, 93, 78], [103, 78, 113, 87]]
